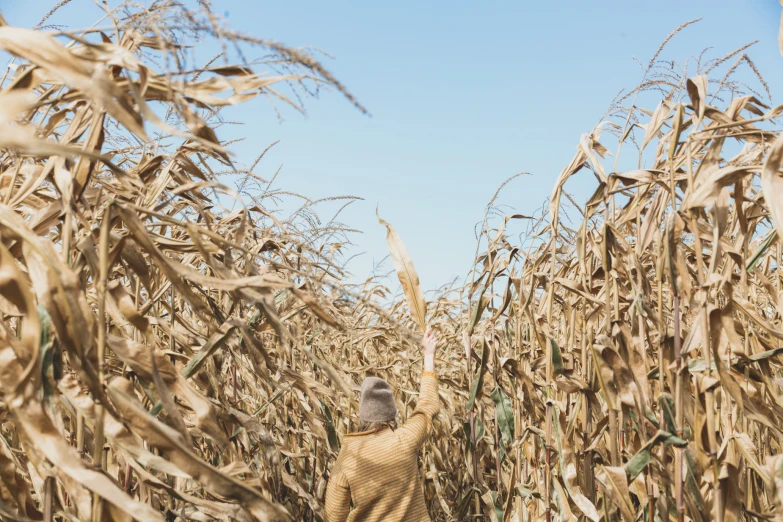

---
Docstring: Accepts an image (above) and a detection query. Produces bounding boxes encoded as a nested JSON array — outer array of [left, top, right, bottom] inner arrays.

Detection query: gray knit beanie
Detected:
[[358, 377, 397, 422]]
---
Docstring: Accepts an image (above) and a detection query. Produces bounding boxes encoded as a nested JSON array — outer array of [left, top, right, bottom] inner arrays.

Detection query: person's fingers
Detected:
[[422, 328, 437, 353]]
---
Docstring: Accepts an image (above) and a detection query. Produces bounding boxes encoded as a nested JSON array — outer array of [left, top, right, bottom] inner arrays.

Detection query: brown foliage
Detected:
[[2, 4, 783, 522]]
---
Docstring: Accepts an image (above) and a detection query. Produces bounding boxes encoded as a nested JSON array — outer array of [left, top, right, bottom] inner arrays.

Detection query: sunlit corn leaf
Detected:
[[377, 209, 428, 331]]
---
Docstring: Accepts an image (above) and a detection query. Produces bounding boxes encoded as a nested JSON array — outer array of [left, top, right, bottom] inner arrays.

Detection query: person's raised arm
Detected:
[[423, 327, 436, 373], [398, 328, 440, 449]]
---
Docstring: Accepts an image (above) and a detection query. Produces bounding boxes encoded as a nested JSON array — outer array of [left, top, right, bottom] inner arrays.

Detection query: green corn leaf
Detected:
[[467, 340, 489, 411], [320, 398, 340, 453], [551, 338, 564, 376], [491, 386, 514, 459]]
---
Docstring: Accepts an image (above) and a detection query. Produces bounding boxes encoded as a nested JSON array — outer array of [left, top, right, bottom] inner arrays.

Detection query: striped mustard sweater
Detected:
[[324, 372, 440, 522]]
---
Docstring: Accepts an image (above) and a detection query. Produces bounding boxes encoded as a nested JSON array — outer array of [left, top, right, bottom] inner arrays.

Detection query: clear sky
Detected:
[[3, 1, 782, 293]]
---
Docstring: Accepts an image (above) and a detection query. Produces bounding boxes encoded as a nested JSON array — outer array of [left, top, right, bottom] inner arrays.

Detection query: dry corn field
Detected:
[[3, 2, 783, 522]]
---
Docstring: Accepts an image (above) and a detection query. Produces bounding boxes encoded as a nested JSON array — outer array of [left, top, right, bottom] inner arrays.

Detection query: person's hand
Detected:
[[422, 328, 437, 355], [422, 327, 437, 371]]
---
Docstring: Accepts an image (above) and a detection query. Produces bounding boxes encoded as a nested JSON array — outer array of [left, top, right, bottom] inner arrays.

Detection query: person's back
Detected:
[[324, 329, 440, 522]]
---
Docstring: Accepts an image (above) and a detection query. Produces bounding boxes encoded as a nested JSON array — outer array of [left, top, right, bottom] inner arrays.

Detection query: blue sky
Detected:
[[3, 1, 782, 293]]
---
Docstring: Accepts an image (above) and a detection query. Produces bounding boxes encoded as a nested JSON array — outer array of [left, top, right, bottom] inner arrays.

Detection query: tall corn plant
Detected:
[[454, 25, 783, 522], [0, 2, 383, 521], [4, 4, 783, 522]]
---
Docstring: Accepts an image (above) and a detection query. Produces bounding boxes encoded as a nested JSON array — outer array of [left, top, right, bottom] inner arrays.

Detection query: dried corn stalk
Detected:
[[2, 5, 783, 522]]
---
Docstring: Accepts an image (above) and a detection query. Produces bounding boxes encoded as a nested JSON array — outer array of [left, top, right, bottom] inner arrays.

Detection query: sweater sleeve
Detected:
[[324, 454, 351, 522], [397, 371, 440, 450]]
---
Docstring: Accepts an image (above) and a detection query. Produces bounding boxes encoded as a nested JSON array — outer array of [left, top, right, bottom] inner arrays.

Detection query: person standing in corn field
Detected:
[[324, 328, 440, 522]]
